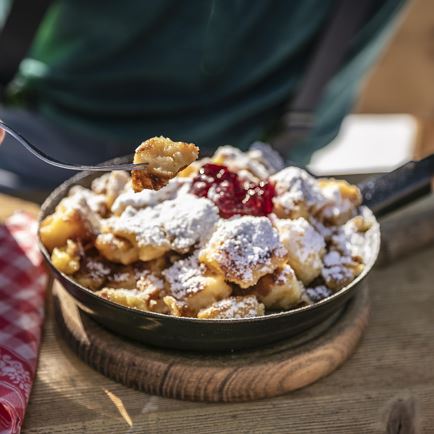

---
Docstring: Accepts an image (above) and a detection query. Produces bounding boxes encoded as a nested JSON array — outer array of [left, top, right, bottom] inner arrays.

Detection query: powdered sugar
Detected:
[[274, 264, 297, 286], [59, 193, 102, 233], [201, 216, 286, 283], [110, 271, 132, 283], [111, 177, 191, 214], [309, 217, 334, 241], [136, 271, 165, 292], [318, 182, 354, 222], [162, 194, 219, 252], [108, 193, 219, 252], [271, 167, 325, 215], [321, 251, 356, 285], [199, 296, 263, 319], [91, 171, 130, 199], [316, 180, 363, 225], [274, 217, 325, 264], [304, 285, 332, 303], [81, 257, 111, 280], [163, 254, 207, 299], [321, 262, 353, 284], [249, 142, 284, 174], [330, 207, 375, 259], [323, 251, 345, 267], [110, 205, 169, 248], [69, 185, 107, 215], [98, 270, 165, 310], [99, 287, 157, 305], [213, 143, 283, 180]]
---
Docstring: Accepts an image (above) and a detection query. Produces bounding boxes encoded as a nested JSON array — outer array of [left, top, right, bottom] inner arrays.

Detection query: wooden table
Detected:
[[1, 194, 433, 434]]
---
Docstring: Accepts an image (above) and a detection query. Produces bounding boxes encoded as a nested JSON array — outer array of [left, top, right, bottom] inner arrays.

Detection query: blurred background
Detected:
[[0, 0, 433, 188], [309, 0, 434, 176], [357, 0, 434, 123]]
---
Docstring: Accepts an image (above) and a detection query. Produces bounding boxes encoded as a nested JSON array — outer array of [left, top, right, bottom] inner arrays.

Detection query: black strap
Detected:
[[271, 0, 377, 152], [0, 0, 52, 93]]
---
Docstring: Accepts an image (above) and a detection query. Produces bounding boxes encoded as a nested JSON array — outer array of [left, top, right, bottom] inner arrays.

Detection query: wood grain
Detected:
[[52, 282, 370, 403], [20, 245, 434, 433], [378, 195, 434, 266]]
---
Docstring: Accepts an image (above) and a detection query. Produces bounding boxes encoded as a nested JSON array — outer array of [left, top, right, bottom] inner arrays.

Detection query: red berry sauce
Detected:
[[190, 163, 275, 218]]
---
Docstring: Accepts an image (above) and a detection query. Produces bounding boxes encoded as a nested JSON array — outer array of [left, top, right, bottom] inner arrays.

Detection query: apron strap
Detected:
[[271, 0, 377, 152], [0, 0, 52, 96]]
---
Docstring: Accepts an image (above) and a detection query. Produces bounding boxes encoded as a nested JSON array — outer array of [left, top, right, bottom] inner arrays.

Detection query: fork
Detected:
[[0, 120, 148, 171]]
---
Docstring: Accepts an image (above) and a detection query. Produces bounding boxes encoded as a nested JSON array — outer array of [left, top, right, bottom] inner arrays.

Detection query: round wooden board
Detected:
[[52, 282, 370, 403]]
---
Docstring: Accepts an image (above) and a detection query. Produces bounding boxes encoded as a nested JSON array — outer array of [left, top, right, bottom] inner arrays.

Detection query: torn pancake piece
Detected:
[[199, 216, 287, 288], [132, 136, 199, 192], [197, 295, 265, 319]]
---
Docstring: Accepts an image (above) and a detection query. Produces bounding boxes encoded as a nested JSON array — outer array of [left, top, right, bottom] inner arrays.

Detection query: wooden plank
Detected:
[[51, 282, 369, 402], [21, 244, 434, 433], [0, 192, 38, 221], [378, 195, 434, 266]]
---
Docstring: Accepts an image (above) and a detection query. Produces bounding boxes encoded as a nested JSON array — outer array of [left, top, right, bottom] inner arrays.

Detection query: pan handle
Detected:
[[358, 153, 434, 218]]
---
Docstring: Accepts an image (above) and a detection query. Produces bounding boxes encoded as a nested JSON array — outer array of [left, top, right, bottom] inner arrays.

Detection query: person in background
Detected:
[[0, 0, 406, 192]]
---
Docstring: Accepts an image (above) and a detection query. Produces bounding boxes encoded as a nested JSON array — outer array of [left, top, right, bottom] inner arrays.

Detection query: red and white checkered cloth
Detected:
[[0, 212, 48, 434]]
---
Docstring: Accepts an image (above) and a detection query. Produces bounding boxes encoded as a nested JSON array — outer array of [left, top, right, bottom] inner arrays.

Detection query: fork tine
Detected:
[[0, 120, 148, 172], [77, 162, 149, 171]]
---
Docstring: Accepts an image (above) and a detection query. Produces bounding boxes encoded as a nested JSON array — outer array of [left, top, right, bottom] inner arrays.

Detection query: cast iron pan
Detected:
[[38, 154, 434, 351]]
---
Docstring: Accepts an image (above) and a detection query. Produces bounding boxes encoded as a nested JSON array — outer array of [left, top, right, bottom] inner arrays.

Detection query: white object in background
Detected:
[[308, 114, 417, 176]]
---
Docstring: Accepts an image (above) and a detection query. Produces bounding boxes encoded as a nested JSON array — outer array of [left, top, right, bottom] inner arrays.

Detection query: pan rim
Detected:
[[38, 157, 381, 325]]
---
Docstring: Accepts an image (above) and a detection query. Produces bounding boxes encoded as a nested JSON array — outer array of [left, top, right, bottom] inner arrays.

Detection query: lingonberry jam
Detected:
[[190, 163, 275, 218]]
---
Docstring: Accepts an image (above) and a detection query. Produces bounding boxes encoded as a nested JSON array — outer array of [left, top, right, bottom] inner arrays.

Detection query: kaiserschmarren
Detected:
[[40, 138, 375, 319], [132, 136, 199, 192]]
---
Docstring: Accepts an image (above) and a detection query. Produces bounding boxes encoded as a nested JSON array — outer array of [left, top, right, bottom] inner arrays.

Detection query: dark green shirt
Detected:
[[8, 0, 405, 162]]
